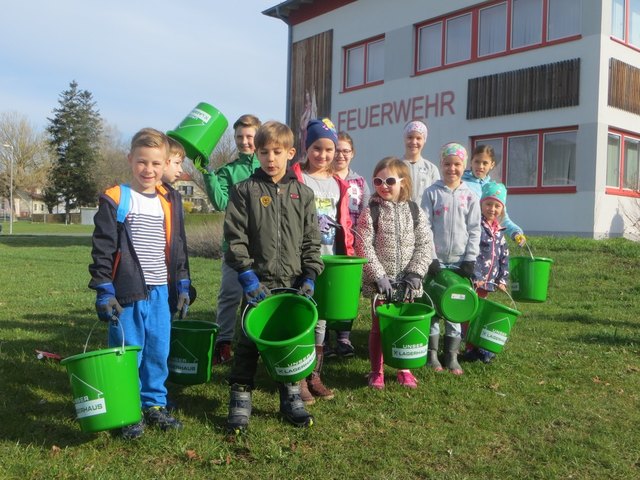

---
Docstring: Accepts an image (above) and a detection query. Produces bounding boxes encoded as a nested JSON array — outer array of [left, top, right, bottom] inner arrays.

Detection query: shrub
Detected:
[[186, 221, 224, 259]]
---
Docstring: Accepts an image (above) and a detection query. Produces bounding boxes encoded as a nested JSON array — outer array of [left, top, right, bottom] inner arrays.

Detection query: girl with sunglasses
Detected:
[[322, 132, 371, 359], [355, 157, 433, 390]]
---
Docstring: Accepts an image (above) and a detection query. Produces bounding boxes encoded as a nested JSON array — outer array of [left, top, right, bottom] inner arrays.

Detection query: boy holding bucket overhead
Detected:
[[89, 128, 189, 439], [195, 114, 262, 366], [463, 182, 511, 363], [421, 143, 481, 375], [223, 120, 323, 433]]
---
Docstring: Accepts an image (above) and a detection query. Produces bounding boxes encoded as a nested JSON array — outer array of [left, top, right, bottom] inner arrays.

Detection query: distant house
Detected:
[[174, 172, 212, 212], [9, 189, 47, 219]]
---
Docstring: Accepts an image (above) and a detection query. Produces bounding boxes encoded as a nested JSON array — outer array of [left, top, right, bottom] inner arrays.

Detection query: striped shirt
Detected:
[[128, 190, 167, 285]]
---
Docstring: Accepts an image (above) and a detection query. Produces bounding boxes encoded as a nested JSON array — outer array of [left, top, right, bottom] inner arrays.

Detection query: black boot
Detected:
[[278, 382, 314, 428], [443, 336, 464, 375], [227, 384, 252, 433]]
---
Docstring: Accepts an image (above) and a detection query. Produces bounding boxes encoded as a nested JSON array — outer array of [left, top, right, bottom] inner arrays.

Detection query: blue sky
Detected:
[[0, 0, 288, 139]]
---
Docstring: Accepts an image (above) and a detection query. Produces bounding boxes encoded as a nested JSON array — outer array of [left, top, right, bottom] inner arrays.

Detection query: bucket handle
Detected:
[[483, 281, 518, 311], [240, 287, 318, 339], [82, 320, 126, 355]]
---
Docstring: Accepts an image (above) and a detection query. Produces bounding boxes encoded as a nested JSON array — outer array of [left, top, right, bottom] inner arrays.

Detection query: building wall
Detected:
[[281, 0, 640, 238]]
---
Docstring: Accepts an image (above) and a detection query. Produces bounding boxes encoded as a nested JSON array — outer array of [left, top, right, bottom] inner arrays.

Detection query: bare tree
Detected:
[[182, 129, 237, 195], [92, 121, 130, 196], [0, 111, 53, 204]]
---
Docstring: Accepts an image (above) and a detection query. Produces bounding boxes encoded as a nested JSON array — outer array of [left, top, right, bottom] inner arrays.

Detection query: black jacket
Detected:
[[88, 183, 190, 309]]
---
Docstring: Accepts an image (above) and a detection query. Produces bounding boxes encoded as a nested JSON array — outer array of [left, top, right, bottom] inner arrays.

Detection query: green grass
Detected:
[[0, 235, 639, 479]]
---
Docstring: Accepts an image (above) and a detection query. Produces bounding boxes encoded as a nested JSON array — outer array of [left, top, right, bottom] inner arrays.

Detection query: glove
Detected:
[[375, 276, 393, 300], [427, 259, 442, 278], [514, 233, 527, 247], [176, 279, 190, 319], [193, 156, 209, 175], [459, 261, 476, 279], [95, 283, 123, 323], [295, 277, 315, 297], [401, 272, 422, 303], [238, 269, 270, 305]]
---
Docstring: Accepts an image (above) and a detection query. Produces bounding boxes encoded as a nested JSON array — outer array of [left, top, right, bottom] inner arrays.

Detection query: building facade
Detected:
[[264, 0, 640, 239]]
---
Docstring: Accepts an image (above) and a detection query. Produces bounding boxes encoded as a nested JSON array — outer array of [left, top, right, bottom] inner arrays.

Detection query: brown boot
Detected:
[[306, 346, 334, 400], [298, 378, 315, 405]]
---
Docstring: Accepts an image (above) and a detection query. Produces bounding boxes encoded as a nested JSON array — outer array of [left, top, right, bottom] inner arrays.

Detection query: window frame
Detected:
[[342, 34, 385, 92], [610, 0, 640, 51], [472, 126, 578, 194], [414, 0, 581, 75], [606, 128, 640, 197]]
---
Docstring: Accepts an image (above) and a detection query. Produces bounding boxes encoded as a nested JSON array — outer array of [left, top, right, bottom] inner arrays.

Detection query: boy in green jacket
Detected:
[[195, 114, 261, 364]]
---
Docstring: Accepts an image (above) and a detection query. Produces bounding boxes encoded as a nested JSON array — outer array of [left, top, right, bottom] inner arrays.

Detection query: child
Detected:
[[464, 182, 510, 363], [292, 118, 354, 404], [196, 114, 261, 365], [163, 137, 191, 319], [224, 120, 323, 432], [462, 145, 527, 246], [421, 143, 481, 375], [356, 157, 432, 389], [89, 128, 189, 439], [324, 131, 371, 358], [402, 120, 440, 206]]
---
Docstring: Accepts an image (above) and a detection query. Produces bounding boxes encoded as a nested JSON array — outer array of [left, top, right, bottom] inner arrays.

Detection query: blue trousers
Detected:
[[109, 285, 171, 409]]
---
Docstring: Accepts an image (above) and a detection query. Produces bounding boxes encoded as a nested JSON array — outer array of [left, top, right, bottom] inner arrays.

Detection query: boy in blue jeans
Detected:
[[421, 143, 481, 375], [223, 121, 323, 432], [89, 128, 190, 439]]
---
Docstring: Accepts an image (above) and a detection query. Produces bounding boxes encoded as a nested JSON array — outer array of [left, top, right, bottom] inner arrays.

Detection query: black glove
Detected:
[[401, 272, 422, 303], [375, 276, 393, 300], [95, 283, 123, 323], [459, 261, 476, 279], [176, 279, 190, 319], [427, 259, 442, 278], [295, 278, 315, 297], [238, 270, 271, 305]]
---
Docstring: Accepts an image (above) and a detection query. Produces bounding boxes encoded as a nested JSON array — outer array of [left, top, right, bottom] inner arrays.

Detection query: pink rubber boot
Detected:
[[368, 309, 385, 390]]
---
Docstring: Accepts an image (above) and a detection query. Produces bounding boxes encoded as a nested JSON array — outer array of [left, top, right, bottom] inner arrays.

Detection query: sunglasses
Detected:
[[373, 176, 403, 187]]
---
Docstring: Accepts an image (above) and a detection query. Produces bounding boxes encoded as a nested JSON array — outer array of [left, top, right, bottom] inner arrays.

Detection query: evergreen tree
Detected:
[[45, 80, 102, 219]]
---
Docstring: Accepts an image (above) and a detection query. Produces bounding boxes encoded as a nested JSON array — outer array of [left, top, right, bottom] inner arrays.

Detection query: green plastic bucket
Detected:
[[168, 320, 219, 385], [167, 102, 228, 167], [422, 268, 479, 322], [244, 293, 318, 382], [61, 345, 141, 433], [509, 256, 554, 303], [466, 298, 521, 354], [376, 302, 435, 369], [314, 255, 368, 330]]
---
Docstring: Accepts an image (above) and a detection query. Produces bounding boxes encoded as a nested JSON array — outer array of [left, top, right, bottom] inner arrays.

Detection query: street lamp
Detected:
[[1, 143, 14, 235]]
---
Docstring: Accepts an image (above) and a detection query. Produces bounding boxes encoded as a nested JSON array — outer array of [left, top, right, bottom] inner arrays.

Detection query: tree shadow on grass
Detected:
[[546, 312, 640, 330], [568, 332, 638, 347]]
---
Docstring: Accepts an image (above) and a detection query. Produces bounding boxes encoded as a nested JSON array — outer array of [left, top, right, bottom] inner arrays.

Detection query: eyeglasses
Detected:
[[373, 176, 403, 187], [335, 149, 352, 156]]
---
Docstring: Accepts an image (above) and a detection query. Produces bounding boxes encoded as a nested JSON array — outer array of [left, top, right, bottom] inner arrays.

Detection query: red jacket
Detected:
[[292, 162, 354, 256]]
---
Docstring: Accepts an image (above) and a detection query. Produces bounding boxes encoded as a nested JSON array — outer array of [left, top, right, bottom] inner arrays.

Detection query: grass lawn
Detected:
[[0, 235, 638, 479]]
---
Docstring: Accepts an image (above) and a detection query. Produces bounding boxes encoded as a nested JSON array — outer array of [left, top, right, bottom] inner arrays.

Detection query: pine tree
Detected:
[[45, 80, 102, 219]]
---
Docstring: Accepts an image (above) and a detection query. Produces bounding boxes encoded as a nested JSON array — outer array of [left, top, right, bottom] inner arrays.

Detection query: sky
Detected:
[[0, 0, 289, 140]]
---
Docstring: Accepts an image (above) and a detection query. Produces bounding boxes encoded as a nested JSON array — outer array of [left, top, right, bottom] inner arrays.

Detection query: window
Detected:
[[607, 130, 640, 195], [446, 14, 472, 64], [417, 23, 442, 70], [612, 0, 640, 48], [180, 185, 194, 196], [479, 3, 507, 57], [512, 0, 542, 49], [548, 0, 581, 41], [414, 0, 581, 75], [344, 36, 384, 90], [474, 127, 577, 193]]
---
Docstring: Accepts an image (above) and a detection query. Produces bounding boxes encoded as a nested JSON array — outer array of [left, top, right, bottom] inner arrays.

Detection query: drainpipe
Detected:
[[275, 6, 293, 125]]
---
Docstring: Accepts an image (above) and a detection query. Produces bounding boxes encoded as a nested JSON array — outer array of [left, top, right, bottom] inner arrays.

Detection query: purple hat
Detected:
[[305, 118, 338, 150]]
